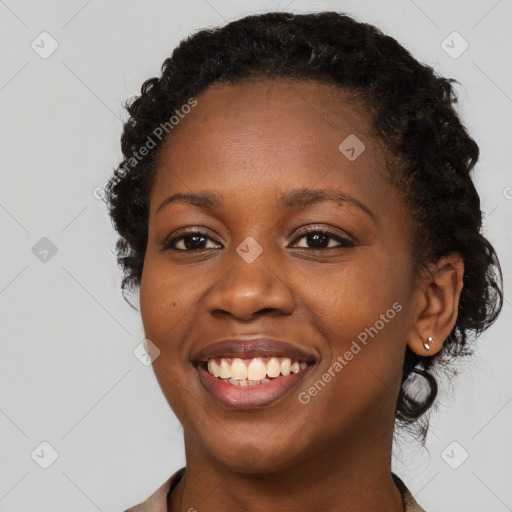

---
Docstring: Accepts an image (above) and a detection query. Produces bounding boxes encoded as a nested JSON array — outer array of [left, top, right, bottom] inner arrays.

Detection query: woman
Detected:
[[106, 11, 503, 512]]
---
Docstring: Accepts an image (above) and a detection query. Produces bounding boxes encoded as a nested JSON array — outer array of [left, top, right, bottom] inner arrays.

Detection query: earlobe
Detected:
[[407, 254, 465, 356]]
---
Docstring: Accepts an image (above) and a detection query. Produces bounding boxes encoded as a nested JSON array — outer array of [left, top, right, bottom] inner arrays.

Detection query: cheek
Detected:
[[139, 263, 198, 424], [291, 255, 409, 405], [139, 255, 191, 339], [139, 260, 194, 400], [293, 253, 407, 338]]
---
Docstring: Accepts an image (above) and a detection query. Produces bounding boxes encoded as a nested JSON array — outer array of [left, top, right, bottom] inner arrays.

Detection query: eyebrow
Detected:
[[156, 188, 375, 219]]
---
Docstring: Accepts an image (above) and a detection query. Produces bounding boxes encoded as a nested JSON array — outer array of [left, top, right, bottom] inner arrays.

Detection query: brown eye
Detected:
[[162, 230, 222, 251], [290, 228, 354, 250]]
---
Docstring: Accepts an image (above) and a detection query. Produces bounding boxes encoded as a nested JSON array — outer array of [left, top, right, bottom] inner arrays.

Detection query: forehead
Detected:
[[151, 78, 390, 210]]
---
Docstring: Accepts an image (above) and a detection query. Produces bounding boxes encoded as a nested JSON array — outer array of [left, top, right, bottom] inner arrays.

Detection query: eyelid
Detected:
[[294, 224, 357, 243]]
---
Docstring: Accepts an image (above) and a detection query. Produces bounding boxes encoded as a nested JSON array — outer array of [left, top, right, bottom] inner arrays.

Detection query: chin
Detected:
[[193, 422, 313, 475]]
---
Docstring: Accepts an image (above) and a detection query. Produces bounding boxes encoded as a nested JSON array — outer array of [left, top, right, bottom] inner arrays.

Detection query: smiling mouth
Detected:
[[202, 356, 311, 386], [192, 337, 317, 408], [195, 358, 314, 409]]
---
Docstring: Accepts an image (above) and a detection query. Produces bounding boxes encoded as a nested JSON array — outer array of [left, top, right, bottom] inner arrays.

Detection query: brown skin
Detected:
[[139, 78, 464, 512]]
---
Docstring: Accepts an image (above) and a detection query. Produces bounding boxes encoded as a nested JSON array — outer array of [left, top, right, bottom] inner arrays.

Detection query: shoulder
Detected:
[[123, 467, 185, 512]]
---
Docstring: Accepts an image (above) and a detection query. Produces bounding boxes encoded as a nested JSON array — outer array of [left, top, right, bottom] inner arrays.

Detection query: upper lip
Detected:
[[192, 337, 317, 363]]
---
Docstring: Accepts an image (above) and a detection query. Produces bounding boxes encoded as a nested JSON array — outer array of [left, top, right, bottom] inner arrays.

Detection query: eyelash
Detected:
[[162, 226, 355, 252]]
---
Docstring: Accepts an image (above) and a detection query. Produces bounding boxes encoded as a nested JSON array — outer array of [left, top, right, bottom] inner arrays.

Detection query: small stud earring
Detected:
[[423, 336, 434, 351]]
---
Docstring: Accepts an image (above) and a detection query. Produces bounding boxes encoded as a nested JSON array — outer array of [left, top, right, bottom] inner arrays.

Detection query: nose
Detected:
[[205, 250, 295, 321]]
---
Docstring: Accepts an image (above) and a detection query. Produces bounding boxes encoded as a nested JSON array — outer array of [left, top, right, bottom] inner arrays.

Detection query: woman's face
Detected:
[[140, 78, 419, 472]]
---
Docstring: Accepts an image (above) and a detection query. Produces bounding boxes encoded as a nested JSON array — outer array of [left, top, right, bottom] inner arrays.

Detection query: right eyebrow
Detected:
[[156, 191, 224, 215]]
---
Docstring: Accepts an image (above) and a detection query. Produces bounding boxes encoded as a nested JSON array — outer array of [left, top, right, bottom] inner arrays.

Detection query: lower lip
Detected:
[[196, 365, 312, 409]]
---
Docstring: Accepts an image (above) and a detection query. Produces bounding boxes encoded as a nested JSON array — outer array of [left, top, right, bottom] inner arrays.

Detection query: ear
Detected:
[[407, 253, 464, 356]]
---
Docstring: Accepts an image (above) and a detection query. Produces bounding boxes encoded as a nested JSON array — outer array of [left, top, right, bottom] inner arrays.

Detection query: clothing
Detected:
[[124, 467, 426, 511]]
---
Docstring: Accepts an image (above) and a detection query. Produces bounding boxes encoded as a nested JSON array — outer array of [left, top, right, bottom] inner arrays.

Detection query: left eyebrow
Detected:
[[278, 188, 375, 220], [155, 187, 375, 220]]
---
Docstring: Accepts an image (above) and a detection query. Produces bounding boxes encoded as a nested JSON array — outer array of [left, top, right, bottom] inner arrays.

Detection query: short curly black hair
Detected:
[[105, 11, 503, 442]]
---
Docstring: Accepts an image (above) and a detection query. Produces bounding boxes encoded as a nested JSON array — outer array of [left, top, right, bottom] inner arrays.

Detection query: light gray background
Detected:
[[0, 0, 510, 511]]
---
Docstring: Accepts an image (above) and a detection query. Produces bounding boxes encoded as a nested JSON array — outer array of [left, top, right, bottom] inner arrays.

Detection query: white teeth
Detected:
[[219, 359, 231, 379], [208, 359, 221, 378], [228, 377, 248, 386], [206, 356, 309, 382], [247, 357, 266, 381], [280, 358, 291, 376], [267, 357, 281, 378], [290, 361, 301, 373], [230, 358, 247, 380], [224, 377, 272, 386]]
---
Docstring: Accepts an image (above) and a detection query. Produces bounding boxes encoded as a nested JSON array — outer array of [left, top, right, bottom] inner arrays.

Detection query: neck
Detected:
[[169, 423, 404, 512]]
